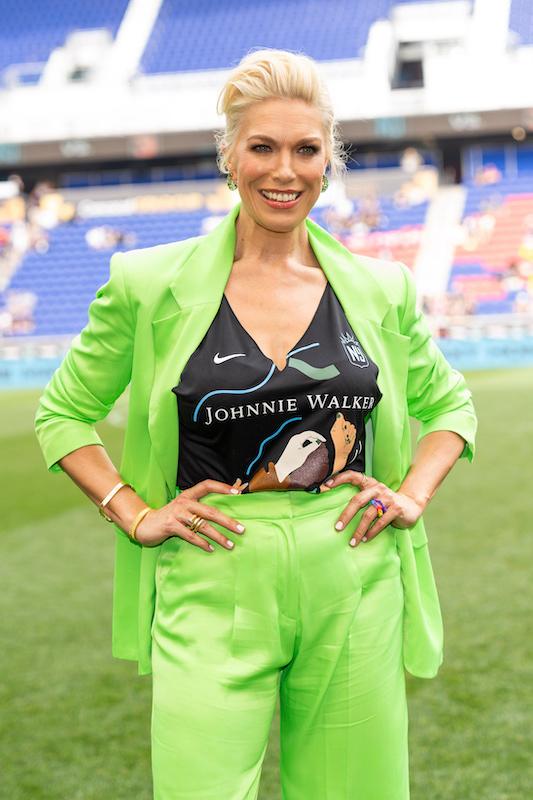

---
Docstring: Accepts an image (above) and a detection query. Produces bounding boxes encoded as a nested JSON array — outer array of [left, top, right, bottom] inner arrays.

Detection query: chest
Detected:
[[223, 266, 329, 371]]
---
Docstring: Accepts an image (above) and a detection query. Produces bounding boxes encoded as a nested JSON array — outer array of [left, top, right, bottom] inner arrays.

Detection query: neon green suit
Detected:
[[35, 201, 477, 798]]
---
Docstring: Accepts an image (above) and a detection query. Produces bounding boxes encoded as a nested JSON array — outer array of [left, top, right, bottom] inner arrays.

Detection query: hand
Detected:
[[134, 479, 247, 552], [319, 470, 425, 547]]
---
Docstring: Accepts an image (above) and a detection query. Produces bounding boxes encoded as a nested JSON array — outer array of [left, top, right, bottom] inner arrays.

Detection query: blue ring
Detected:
[[370, 498, 388, 514]]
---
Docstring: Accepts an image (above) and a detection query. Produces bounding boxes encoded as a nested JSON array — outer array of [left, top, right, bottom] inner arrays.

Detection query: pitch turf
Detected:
[[1, 369, 532, 799]]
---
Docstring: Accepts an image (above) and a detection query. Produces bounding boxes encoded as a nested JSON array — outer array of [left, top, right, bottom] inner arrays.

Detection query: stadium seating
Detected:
[[5, 211, 205, 336], [140, 0, 394, 74], [448, 174, 533, 314], [509, 0, 533, 45], [3, 183, 431, 336], [0, 0, 129, 79]]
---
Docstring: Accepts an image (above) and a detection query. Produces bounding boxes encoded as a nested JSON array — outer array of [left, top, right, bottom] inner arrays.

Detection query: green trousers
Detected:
[[151, 483, 409, 799]]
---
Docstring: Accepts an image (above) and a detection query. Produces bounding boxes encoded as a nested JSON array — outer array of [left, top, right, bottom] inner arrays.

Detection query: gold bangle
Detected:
[[129, 506, 152, 542], [98, 481, 133, 522]]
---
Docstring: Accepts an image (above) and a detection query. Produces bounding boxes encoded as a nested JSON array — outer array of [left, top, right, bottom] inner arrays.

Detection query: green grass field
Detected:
[[1, 369, 532, 799]]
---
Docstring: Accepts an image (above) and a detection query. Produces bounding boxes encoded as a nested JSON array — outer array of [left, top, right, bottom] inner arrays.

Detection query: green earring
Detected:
[[227, 173, 238, 191], [321, 174, 329, 193]]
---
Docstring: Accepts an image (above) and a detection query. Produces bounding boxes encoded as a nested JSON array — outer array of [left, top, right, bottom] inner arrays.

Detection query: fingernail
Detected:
[[335, 521, 344, 531], [326, 478, 334, 486], [226, 540, 234, 549], [230, 488, 239, 494], [350, 538, 357, 547], [208, 545, 214, 552], [241, 482, 249, 490], [236, 524, 245, 533], [362, 536, 367, 542]]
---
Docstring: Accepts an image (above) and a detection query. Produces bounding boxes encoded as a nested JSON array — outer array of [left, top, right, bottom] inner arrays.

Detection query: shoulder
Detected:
[[110, 234, 204, 301], [350, 252, 411, 303]]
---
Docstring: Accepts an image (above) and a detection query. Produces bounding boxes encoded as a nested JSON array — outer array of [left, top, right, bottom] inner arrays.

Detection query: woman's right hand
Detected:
[[133, 479, 247, 551]]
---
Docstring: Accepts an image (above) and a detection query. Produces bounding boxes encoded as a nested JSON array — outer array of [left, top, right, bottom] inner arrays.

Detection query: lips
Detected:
[[259, 189, 303, 209]]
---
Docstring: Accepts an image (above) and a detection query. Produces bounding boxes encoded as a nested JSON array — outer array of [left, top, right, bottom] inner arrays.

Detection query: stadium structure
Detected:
[[0, 0, 532, 388]]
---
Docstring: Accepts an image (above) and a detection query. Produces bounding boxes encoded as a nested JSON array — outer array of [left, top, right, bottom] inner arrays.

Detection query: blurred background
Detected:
[[1, 1, 532, 798]]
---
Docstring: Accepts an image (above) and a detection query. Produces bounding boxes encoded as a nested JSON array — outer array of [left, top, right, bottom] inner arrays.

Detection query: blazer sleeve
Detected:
[[398, 261, 477, 462], [34, 251, 134, 473]]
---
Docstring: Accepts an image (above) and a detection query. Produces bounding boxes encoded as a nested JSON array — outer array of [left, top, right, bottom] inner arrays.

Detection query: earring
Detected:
[[321, 174, 329, 193], [227, 173, 238, 191]]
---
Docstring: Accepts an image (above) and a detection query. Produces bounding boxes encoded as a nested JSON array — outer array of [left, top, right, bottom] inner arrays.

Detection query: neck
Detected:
[[233, 205, 317, 269]]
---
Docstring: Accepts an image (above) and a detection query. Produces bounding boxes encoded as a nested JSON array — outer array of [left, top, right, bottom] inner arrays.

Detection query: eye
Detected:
[[251, 144, 319, 154]]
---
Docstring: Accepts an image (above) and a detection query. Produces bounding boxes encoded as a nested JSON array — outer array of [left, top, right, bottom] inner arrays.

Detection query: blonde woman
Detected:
[[35, 49, 476, 799]]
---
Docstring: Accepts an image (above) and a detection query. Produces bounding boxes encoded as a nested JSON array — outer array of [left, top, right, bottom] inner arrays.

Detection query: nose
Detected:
[[272, 149, 296, 183]]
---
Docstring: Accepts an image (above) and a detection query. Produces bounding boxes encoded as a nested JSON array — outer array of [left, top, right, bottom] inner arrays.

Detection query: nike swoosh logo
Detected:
[[213, 352, 247, 364]]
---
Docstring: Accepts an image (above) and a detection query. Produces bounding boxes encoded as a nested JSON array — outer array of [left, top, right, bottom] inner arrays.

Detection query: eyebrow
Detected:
[[246, 135, 322, 145]]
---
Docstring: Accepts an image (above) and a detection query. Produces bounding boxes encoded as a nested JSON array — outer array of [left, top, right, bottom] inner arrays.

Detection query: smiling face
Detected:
[[226, 97, 329, 233]]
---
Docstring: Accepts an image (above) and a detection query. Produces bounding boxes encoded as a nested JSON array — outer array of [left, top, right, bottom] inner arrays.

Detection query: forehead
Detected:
[[239, 97, 325, 140]]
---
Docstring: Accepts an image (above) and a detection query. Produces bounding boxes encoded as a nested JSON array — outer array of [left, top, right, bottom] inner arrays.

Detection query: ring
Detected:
[[187, 514, 205, 533], [370, 498, 388, 518]]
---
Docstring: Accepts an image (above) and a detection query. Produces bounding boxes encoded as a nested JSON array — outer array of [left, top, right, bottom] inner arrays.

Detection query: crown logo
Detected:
[[340, 331, 369, 368]]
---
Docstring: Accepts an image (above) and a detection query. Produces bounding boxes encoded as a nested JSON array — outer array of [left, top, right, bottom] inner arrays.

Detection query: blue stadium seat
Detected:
[[140, 0, 393, 74], [0, 0, 129, 77]]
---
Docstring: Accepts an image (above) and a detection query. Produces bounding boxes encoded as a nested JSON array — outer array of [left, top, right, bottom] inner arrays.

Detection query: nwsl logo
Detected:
[[340, 331, 369, 368]]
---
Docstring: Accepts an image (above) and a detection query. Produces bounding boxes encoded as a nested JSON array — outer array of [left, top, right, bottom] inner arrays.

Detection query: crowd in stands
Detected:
[[0, 176, 76, 334], [1, 153, 533, 338]]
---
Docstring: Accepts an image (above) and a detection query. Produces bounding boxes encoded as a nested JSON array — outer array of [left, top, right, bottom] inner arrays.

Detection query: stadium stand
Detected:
[[509, 0, 533, 46], [141, 0, 392, 74], [448, 173, 533, 315], [0, 0, 129, 81]]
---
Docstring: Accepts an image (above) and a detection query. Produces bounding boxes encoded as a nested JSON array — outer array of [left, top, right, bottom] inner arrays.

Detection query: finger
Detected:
[[325, 470, 377, 490], [363, 505, 399, 540], [182, 479, 243, 501], [183, 500, 246, 536], [173, 516, 236, 552], [171, 521, 216, 552], [177, 503, 238, 550], [349, 505, 379, 546], [334, 485, 382, 531]]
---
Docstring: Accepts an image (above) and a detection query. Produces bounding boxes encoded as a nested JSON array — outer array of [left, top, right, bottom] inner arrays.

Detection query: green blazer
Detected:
[[35, 200, 476, 678]]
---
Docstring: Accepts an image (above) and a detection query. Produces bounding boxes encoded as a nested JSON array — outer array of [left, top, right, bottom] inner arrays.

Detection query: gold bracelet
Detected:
[[128, 506, 152, 542], [98, 481, 134, 522]]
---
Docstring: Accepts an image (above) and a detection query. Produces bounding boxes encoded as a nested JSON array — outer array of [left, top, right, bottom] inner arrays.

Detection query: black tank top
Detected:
[[172, 282, 382, 494]]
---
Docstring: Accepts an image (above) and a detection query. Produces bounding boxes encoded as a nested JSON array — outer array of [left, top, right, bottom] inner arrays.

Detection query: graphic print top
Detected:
[[172, 282, 382, 494]]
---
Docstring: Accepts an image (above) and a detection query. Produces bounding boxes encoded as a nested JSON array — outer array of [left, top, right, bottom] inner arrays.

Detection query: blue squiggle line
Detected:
[[246, 416, 303, 475], [287, 342, 320, 358], [193, 363, 276, 421]]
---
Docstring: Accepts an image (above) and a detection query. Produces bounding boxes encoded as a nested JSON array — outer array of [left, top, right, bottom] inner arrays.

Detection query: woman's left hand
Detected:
[[320, 470, 425, 547]]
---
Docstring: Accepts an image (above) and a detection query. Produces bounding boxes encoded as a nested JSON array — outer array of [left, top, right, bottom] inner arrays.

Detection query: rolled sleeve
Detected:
[[398, 261, 477, 462], [34, 251, 134, 473]]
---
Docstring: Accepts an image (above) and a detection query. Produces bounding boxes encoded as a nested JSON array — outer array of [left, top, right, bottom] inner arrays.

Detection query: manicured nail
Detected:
[[226, 540, 234, 549], [335, 521, 344, 531], [236, 524, 245, 533], [362, 536, 367, 542], [230, 488, 239, 494], [208, 545, 214, 552], [350, 538, 357, 547]]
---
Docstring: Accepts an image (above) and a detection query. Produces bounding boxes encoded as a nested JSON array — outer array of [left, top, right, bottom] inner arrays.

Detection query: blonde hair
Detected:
[[214, 48, 348, 181]]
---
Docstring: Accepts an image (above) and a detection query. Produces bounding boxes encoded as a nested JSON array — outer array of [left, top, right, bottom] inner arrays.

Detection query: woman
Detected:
[[35, 49, 477, 799]]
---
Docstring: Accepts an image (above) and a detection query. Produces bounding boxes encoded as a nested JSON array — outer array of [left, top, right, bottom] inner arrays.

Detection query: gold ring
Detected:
[[187, 514, 205, 534]]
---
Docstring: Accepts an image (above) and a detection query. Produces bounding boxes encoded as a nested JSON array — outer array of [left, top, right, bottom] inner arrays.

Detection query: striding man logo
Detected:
[[340, 331, 369, 368]]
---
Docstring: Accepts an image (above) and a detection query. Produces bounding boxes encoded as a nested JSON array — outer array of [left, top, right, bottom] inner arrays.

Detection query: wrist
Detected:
[[398, 485, 431, 512], [103, 486, 150, 533]]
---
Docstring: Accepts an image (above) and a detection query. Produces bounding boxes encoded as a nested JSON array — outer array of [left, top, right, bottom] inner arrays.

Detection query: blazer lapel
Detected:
[[149, 202, 410, 498], [306, 217, 410, 487], [149, 204, 240, 497]]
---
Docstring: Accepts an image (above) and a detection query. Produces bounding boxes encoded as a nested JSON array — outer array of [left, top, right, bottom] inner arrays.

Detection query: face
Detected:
[[226, 97, 329, 232]]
